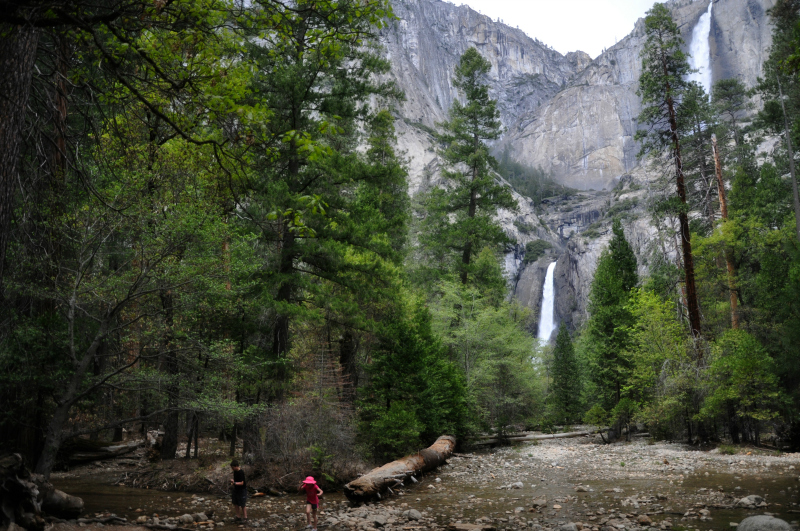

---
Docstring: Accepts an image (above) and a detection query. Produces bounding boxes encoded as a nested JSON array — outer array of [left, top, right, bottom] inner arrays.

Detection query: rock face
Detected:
[[499, 0, 776, 191], [384, 0, 777, 323]]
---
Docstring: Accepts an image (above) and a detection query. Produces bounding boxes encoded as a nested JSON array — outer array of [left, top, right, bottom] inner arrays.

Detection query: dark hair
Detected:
[[230, 460, 239, 467]]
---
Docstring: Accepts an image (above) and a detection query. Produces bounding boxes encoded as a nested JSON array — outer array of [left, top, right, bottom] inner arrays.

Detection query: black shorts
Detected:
[[232, 489, 247, 507], [307, 503, 317, 510]]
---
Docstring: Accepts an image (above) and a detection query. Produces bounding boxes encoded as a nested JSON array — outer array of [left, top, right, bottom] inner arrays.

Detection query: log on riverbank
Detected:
[[343, 435, 456, 503], [0, 453, 84, 531], [472, 431, 591, 446], [66, 440, 143, 464]]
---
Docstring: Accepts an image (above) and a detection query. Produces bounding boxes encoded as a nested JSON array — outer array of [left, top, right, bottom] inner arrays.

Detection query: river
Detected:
[[52, 437, 800, 531]]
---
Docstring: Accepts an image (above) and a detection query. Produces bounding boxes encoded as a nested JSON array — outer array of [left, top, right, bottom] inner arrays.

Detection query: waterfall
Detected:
[[537, 261, 557, 342], [688, 1, 713, 94]]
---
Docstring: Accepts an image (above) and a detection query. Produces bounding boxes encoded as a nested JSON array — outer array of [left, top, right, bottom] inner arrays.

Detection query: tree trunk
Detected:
[[712, 134, 739, 329], [460, 137, 480, 285], [343, 435, 456, 503], [339, 329, 359, 400], [34, 323, 108, 478], [229, 422, 237, 457], [665, 85, 702, 341], [0, 23, 39, 287], [160, 290, 179, 460], [777, 78, 800, 244]]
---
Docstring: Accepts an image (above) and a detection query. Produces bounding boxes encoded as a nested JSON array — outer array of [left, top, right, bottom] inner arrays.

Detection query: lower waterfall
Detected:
[[537, 261, 557, 342]]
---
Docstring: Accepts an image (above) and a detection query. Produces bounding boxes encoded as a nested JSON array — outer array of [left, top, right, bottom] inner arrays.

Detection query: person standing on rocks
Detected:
[[299, 476, 323, 530], [229, 460, 248, 522]]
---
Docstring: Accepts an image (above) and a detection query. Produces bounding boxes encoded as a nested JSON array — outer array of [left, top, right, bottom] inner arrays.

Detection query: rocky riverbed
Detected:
[[53, 437, 800, 531]]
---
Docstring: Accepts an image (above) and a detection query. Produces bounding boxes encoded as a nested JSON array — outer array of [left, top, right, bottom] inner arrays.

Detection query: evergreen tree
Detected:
[[586, 219, 638, 411], [550, 323, 582, 423], [420, 47, 517, 286], [238, 0, 399, 395], [635, 3, 703, 339]]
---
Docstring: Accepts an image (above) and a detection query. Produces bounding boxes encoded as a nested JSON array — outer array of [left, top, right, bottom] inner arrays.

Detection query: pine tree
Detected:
[[635, 3, 703, 339], [420, 47, 517, 286], [587, 219, 638, 411], [550, 323, 582, 423]]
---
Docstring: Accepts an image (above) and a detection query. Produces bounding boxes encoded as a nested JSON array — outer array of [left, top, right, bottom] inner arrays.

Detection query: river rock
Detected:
[[736, 495, 764, 508], [737, 515, 791, 531], [136, 516, 148, 524], [178, 514, 194, 524], [403, 509, 422, 521], [510, 481, 524, 489], [531, 496, 547, 508], [638, 514, 652, 525], [193, 513, 207, 522], [557, 523, 578, 531], [446, 524, 497, 531]]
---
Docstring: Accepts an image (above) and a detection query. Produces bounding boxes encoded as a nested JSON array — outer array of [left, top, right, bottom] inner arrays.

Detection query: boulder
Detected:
[[193, 513, 208, 522], [737, 515, 791, 531], [509, 481, 524, 489], [403, 509, 422, 521], [178, 514, 194, 525], [736, 495, 764, 508], [370, 514, 387, 527], [638, 514, 652, 525]]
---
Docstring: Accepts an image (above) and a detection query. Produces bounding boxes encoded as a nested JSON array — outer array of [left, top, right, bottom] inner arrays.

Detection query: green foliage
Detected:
[[607, 198, 640, 220], [549, 324, 582, 423], [496, 147, 571, 202], [583, 405, 609, 426], [358, 295, 470, 461], [717, 444, 738, 455], [585, 219, 638, 411], [635, 3, 693, 156], [523, 240, 553, 264], [419, 48, 517, 285], [701, 330, 782, 429]]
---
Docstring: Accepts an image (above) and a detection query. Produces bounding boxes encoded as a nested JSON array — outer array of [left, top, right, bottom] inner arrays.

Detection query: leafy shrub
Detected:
[[718, 444, 737, 455], [581, 222, 603, 240], [523, 239, 553, 264], [607, 198, 639, 219], [583, 404, 609, 426]]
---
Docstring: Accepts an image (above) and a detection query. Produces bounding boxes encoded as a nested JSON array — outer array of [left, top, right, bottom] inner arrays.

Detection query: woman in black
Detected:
[[229, 460, 247, 521]]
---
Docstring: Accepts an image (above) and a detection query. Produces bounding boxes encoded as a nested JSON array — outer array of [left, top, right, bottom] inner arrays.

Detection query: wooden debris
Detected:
[[343, 435, 455, 503]]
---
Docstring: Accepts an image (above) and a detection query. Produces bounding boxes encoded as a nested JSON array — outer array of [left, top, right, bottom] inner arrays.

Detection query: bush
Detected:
[[583, 404, 609, 426], [523, 239, 553, 264], [359, 401, 423, 461], [718, 444, 737, 455]]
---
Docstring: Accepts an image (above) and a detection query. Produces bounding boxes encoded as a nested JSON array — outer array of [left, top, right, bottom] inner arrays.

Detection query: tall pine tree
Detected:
[[586, 219, 638, 411], [420, 47, 517, 286], [550, 323, 582, 423], [636, 3, 703, 339]]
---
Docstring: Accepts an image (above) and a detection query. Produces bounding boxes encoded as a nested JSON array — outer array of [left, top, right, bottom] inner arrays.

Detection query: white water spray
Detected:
[[537, 261, 557, 342], [688, 1, 713, 94]]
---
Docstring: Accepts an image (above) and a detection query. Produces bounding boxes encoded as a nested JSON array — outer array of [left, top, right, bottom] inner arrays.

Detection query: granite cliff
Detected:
[[383, 0, 777, 332]]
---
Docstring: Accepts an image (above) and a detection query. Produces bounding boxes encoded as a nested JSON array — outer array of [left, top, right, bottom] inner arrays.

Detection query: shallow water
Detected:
[[52, 445, 800, 531]]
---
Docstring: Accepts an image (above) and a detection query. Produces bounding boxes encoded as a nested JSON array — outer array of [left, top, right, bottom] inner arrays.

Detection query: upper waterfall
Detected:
[[688, 1, 713, 94], [537, 261, 558, 342]]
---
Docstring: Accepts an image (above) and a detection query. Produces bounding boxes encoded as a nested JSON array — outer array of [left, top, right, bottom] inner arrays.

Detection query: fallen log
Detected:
[[68, 440, 144, 464], [472, 431, 590, 446], [343, 435, 455, 503]]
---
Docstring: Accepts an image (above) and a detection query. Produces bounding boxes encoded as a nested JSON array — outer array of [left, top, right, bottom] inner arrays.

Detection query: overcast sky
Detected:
[[455, 0, 657, 59]]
